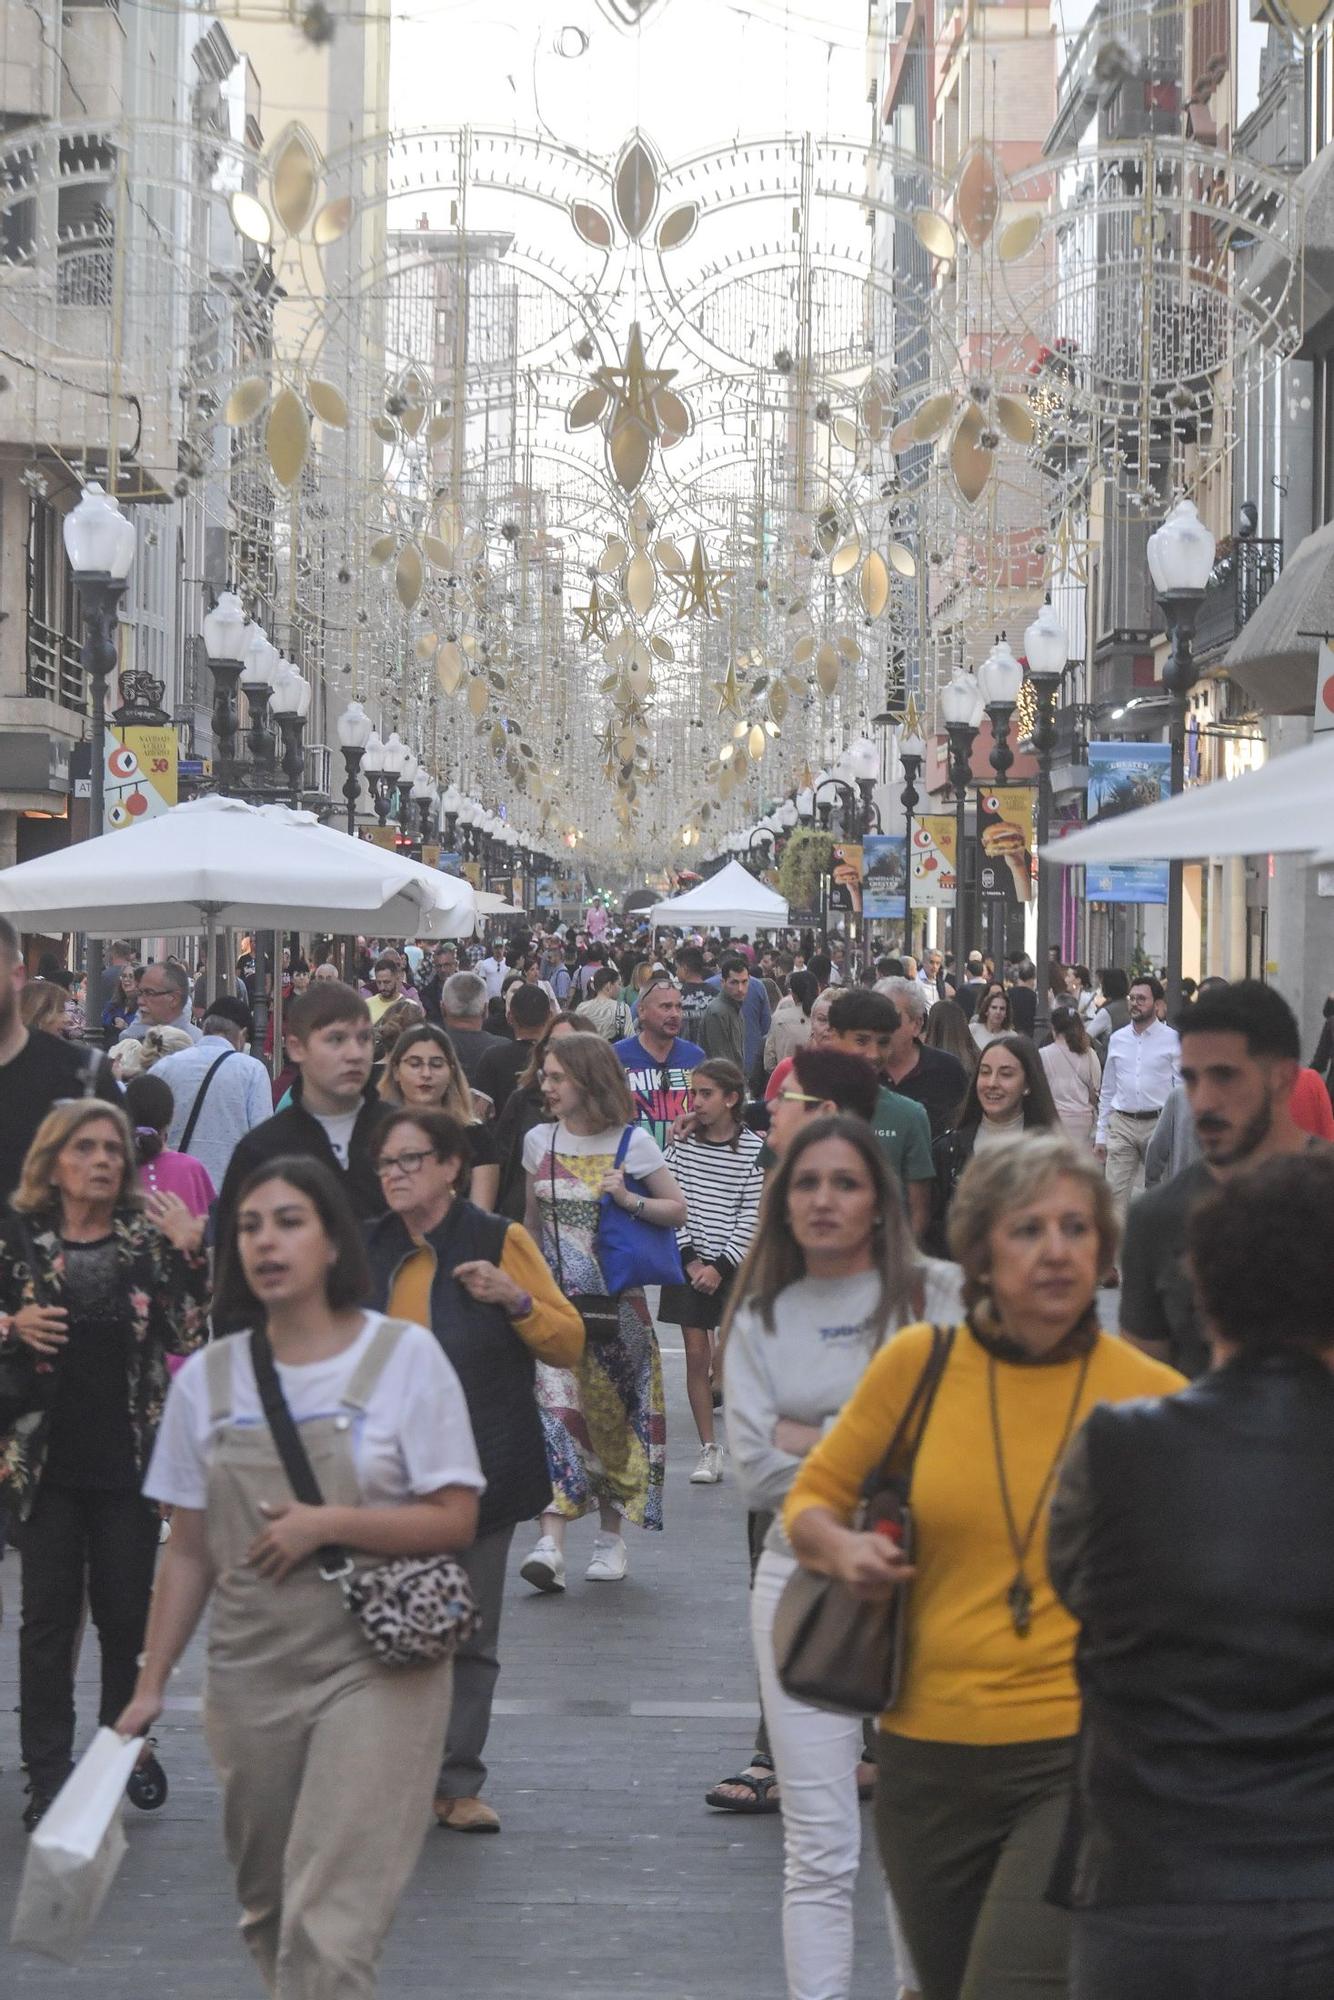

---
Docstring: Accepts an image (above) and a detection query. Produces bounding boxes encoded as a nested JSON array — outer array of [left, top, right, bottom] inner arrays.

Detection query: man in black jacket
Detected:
[[1050, 1150, 1334, 2000], [215, 981, 383, 1262]]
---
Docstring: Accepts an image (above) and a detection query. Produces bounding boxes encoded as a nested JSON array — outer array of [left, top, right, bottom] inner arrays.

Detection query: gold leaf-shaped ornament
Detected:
[[425, 413, 452, 444], [649, 634, 675, 663], [571, 201, 613, 248], [950, 402, 992, 505], [793, 636, 815, 665], [747, 724, 766, 762], [306, 379, 347, 428], [467, 677, 489, 719], [626, 552, 656, 615], [832, 415, 860, 452], [224, 377, 269, 426], [914, 208, 956, 262], [609, 414, 653, 494], [369, 533, 396, 565], [861, 377, 890, 442], [957, 146, 1001, 251], [266, 386, 310, 489], [313, 197, 353, 245], [816, 642, 840, 697], [599, 537, 630, 573], [436, 642, 464, 696], [654, 389, 692, 448], [860, 551, 890, 619], [415, 633, 438, 660], [229, 192, 272, 245], [996, 394, 1036, 446], [831, 537, 861, 578], [889, 541, 917, 578], [371, 417, 397, 444], [272, 127, 320, 236], [422, 536, 453, 570], [614, 138, 658, 241], [658, 203, 698, 251], [768, 683, 788, 723], [569, 386, 612, 434], [998, 211, 1042, 263], [654, 539, 685, 574], [395, 543, 424, 610]]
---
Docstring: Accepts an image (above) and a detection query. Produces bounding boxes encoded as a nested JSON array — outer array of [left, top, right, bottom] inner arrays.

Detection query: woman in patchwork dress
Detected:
[[519, 1032, 686, 1590]]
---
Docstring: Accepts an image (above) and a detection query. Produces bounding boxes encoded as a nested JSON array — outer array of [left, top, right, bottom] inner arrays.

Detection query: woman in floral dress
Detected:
[[520, 1032, 685, 1590]]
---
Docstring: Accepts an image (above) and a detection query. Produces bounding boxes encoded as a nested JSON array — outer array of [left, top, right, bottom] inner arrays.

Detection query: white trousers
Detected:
[[751, 1548, 916, 2000]]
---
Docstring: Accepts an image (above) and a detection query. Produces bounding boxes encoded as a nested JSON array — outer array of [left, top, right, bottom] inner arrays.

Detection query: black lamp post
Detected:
[[940, 670, 983, 965], [978, 639, 1025, 965], [270, 658, 311, 811], [1147, 499, 1217, 1011], [898, 723, 926, 959], [1022, 600, 1069, 1039], [201, 590, 247, 779], [336, 699, 372, 837]]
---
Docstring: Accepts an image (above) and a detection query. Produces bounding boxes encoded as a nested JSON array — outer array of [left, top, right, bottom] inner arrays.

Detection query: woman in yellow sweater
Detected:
[[785, 1134, 1182, 2000]]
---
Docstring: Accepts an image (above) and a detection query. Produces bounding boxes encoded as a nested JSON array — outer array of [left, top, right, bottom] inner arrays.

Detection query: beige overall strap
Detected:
[[205, 1338, 235, 1424], [340, 1318, 411, 1413]]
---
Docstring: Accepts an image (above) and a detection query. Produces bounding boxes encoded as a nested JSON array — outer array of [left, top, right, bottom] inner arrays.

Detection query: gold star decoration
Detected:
[[902, 691, 924, 739], [567, 322, 693, 496], [710, 661, 745, 719], [675, 535, 730, 620], [577, 586, 611, 644]]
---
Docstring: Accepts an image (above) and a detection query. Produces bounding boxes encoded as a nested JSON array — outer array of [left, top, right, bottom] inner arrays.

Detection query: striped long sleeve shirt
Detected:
[[665, 1127, 766, 1275]]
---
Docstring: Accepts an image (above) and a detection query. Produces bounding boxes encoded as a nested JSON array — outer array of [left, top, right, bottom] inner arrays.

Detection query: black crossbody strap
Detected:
[[249, 1327, 348, 1578], [179, 1049, 236, 1155]]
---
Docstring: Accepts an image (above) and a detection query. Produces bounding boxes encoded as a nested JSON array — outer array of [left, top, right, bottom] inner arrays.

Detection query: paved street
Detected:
[[0, 1339, 900, 1997]]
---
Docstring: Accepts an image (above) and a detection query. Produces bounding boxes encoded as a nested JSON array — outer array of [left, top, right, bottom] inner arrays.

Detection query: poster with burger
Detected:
[[978, 787, 1034, 908]]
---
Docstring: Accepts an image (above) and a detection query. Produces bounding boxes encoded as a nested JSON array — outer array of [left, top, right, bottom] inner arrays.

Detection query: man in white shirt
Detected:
[[1094, 975, 1182, 1213], [151, 996, 274, 1194], [124, 960, 202, 1044]]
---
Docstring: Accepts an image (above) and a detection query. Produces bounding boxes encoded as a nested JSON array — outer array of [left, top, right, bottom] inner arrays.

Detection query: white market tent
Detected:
[[1039, 734, 1334, 867], [474, 890, 528, 919], [648, 859, 790, 931], [0, 795, 476, 939]]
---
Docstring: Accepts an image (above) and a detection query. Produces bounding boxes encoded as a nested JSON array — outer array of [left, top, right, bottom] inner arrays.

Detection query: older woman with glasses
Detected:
[[0, 1100, 208, 1829], [365, 1108, 582, 1835], [380, 1022, 499, 1211]]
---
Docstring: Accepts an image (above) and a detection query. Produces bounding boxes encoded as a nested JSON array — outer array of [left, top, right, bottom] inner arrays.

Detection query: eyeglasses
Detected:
[[641, 976, 681, 997], [778, 1089, 827, 1107], [375, 1148, 433, 1178], [137, 985, 175, 999]]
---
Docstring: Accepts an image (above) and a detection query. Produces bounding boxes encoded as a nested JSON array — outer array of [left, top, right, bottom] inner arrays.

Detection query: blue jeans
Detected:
[[1072, 1900, 1334, 2000]]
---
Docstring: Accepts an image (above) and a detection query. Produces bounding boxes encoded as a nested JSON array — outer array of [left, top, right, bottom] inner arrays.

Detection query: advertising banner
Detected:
[[104, 726, 177, 833], [910, 816, 958, 909], [978, 786, 1035, 907], [1085, 743, 1171, 902], [861, 835, 907, 921], [828, 842, 863, 916]]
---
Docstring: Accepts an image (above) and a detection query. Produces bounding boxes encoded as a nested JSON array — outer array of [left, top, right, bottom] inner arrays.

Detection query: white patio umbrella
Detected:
[[265, 811, 477, 940], [0, 795, 462, 938], [1040, 735, 1334, 867]]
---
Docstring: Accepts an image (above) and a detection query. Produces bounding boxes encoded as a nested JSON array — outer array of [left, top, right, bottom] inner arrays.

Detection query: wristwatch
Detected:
[[509, 1291, 533, 1319], [633, 1196, 646, 1219]]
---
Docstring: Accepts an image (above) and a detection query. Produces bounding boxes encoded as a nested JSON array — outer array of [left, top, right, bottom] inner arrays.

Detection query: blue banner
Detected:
[[1085, 743, 1171, 903], [861, 834, 907, 921]]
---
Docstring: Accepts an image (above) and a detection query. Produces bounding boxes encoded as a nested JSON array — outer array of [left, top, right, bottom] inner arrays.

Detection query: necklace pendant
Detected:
[[1007, 1575, 1033, 1639]]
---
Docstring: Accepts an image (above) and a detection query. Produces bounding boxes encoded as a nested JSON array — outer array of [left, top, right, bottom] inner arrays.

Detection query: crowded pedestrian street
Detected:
[[0, 1341, 904, 1999]]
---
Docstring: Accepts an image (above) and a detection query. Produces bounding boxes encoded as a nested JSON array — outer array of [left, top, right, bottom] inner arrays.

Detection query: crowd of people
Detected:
[[0, 901, 1332, 2000]]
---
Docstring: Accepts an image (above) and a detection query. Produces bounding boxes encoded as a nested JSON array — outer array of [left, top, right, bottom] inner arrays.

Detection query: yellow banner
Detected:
[[910, 815, 958, 908], [104, 726, 177, 833]]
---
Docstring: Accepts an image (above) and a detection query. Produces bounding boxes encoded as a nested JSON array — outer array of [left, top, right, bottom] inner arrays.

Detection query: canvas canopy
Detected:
[[648, 859, 789, 930]]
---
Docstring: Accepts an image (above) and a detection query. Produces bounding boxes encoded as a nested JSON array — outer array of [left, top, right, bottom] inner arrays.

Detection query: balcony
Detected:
[[1195, 537, 1281, 666], [27, 617, 87, 713]]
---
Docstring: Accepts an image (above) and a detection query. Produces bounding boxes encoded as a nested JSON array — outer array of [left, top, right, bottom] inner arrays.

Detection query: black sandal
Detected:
[[705, 1756, 781, 1814]]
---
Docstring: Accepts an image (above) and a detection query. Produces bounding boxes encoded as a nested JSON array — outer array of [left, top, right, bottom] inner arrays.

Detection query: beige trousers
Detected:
[[202, 1331, 453, 2000], [1104, 1109, 1156, 1217]]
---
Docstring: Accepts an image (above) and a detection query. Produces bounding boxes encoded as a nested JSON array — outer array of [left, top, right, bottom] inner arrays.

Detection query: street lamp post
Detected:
[[336, 699, 372, 836], [977, 639, 1025, 967], [1023, 599, 1069, 1038], [377, 732, 405, 828], [240, 622, 278, 768], [62, 481, 136, 1016], [898, 723, 926, 960], [270, 659, 312, 810], [201, 590, 247, 775], [411, 769, 437, 844], [1147, 498, 1217, 1010], [940, 670, 983, 965]]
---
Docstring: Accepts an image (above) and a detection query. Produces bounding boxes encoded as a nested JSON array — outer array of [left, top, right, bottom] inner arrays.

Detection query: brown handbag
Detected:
[[771, 1326, 955, 1717]]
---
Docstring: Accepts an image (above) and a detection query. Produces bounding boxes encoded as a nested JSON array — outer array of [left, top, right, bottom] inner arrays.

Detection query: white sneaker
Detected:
[[690, 1443, 723, 1485], [519, 1535, 566, 1593], [585, 1533, 628, 1582]]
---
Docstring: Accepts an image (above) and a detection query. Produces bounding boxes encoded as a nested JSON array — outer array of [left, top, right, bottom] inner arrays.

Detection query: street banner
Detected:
[[104, 726, 177, 833], [829, 842, 863, 916], [364, 825, 397, 851], [437, 850, 463, 875], [1316, 640, 1334, 732], [861, 835, 907, 920], [1085, 743, 1172, 902], [978, 786, 1035, 907], [910, 816, 957, 909]]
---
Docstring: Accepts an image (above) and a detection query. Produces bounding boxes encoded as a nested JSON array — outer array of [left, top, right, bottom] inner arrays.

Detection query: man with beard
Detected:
[[0, 914, 120, 1205], [1120, 982, 1317, 1378]]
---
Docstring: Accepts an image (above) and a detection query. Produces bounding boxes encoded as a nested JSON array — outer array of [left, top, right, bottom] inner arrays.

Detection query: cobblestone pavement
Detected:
[[0, 1338, 900, 1998]]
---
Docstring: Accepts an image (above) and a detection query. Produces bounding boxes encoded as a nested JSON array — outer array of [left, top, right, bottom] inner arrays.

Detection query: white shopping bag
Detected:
[[9, 1727, 143, 1962]]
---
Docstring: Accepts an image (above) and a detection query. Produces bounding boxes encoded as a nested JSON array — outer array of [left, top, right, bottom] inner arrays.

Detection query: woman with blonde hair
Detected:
[[518, 1031, 686, 1590], [0, 1100, 208, 1829], [19, 979, 73, 1039], [784, 1135, 1183, 2000], [380, 1021, 499, 1210]]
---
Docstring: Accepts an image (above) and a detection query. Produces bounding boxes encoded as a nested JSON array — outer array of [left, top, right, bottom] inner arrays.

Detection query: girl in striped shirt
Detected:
[[663, 1059, 765, 1484]]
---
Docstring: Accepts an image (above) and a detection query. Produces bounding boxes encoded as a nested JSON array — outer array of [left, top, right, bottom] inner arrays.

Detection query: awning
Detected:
[[1221, 518, 1334, 717], [1246, 138, 1334, 356]]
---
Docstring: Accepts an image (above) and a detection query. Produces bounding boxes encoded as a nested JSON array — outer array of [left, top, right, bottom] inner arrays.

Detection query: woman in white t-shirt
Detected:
[[115, 1156, 484, 2000], [518, 1031, 686, 1591]]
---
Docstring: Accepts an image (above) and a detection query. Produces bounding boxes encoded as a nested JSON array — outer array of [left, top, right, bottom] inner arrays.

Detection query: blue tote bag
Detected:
[[596, 1127, 685, 1293]]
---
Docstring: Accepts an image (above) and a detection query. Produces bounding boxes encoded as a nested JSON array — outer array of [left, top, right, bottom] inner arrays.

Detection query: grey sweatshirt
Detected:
[[724, 1261, 964, 1556]]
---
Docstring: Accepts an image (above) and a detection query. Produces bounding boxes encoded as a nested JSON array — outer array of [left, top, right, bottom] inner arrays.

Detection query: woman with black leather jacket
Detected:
[[363, 1106, 582, 1834]]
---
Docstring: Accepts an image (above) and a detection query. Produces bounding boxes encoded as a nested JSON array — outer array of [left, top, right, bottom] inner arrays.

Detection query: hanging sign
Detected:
[[104, 726, 177, 833], [828, 843, 863, 915], [861, 835, 907, 920], [910, 816, 958, 909], [978, 787, 1035, 907], [1085, 743, 1171, 903]]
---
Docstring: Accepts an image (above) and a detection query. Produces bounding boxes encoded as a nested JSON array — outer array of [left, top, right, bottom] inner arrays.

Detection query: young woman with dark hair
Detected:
[[117, 1155, 484, 1999], [1040, 1004, 1103, 1148], [927, 1034, 1059, 1254]]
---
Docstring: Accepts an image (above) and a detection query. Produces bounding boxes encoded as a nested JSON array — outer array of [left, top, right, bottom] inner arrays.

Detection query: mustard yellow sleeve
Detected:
[[501, 1224, 586, 1368], [782, 1327, 936, 1541]]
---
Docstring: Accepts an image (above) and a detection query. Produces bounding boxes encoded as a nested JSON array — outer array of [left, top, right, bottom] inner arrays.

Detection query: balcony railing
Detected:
[[1195, 537, 1281, 662], [28, 617, 87, 712]]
